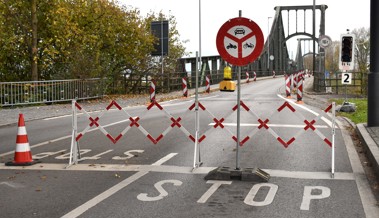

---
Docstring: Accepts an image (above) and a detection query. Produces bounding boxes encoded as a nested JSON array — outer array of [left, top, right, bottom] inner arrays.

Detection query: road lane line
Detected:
[[61, 171, 148, 218], [152, 153, 178, 166]]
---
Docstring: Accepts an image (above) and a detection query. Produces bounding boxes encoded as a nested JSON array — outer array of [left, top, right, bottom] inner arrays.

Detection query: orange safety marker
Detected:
[[6, 114, 39, 166]]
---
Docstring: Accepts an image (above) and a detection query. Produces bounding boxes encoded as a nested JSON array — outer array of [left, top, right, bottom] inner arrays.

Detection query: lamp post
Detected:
[[267, 17, 272, 70]]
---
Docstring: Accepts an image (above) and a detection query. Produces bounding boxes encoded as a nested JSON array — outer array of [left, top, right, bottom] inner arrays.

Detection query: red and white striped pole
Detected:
[[253, 71, 257, 81], [150, 79, 156, 102], [293, 72, 298, 89], [205, 75, 210, 93], [285, 74, 291, 98], [273, 70, 276, 78], [246, 72, 250, 83], [296, 74, 304, 104], [182, 77, 188, 97]]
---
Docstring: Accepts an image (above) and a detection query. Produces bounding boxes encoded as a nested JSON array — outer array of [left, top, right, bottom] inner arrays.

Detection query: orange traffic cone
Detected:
[[6, 114, 39, 166]]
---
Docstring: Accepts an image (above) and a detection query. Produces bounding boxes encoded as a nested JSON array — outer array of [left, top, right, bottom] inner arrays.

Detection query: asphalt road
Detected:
[[1, 77, 378, 218]]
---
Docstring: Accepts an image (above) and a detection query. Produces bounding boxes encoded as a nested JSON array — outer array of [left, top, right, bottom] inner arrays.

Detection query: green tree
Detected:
[[0, 0, 187, 95]]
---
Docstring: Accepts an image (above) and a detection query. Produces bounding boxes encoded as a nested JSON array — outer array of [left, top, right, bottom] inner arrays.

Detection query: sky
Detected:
[[119, 0, 370, 59]]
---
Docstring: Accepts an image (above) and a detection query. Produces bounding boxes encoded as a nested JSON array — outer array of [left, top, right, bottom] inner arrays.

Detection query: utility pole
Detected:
[[368, 0, 379, 126]]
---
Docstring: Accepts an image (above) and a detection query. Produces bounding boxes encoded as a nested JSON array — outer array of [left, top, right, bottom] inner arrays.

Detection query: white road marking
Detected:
[[0, 163, 355, 180], [197, 180, 232, 203], [61, 171, 148, 218], [208, 122, 329, 128], [0, 181, 25, 189], [152, 153, 178, 166], [300, 186, 331, 210], [244, 183, 278, 206], [277, 94, 334, 128], [60, 153, 178, 218], [137, 180, 183, 201]]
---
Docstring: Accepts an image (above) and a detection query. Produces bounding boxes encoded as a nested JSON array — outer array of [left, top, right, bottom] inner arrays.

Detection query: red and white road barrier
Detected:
[[182, 77, 188, 97], [246, 72, 250, 83], [285, 74, 291, 98], [296, 75, 303, 103], [273, 70, 276, 78], [205, 75, 210, 93], [69, 99, 197, 166], [253, 71, 257, 81], [6, 114, 39, 166], [150, 79, 156, 102]]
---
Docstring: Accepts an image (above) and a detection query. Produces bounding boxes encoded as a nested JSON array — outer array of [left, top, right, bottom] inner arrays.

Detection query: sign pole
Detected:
[[235, 10, 242, 170], [236, 66, 241, 170]]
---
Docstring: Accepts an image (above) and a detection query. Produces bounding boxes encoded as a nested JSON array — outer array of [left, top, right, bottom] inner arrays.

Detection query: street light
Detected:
[[267, 17, 272, 70]]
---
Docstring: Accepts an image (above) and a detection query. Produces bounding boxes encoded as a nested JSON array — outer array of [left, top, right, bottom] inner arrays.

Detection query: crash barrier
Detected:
[[0, 79, 104, 107], [69, 97, 336, 176]]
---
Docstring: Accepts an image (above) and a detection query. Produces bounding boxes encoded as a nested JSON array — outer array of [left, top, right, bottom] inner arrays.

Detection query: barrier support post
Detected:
[[68, 99, 81, 168], [331, 102, 336, 178], [193, 51, 202, 169]]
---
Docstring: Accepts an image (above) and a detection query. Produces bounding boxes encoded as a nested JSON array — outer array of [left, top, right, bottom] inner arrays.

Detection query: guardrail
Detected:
[[0, 78, 104, 107]]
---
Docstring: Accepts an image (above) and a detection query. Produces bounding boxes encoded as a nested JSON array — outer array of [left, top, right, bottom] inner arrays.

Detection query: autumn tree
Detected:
[[0, 0, 187, 94]]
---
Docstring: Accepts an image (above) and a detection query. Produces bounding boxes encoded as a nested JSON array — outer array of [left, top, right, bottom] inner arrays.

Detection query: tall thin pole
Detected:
[[199, 0, 202, 73], [368, 0, 379, 126], [312, 0, 316, 76], [236, 10, 242, 170], [267, 17, 272, 70], [193, 52, 200, 168], [161, 18, 164, 87]]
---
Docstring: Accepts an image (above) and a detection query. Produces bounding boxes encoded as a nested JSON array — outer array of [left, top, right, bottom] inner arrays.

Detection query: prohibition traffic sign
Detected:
[[216, 17, 264, 66]]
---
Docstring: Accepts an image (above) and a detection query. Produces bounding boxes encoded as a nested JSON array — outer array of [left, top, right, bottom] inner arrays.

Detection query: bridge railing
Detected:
[[0, 78, 104, 107]]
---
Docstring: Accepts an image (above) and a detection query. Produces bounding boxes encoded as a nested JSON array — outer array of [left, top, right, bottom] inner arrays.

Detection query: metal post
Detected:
[[267, 17, 272, 70], [199, 0, 202, 71], [161, 19, 164, 87], [68, 99, 78, 167], [368, 0, 379, 126], [235, 10, 242, 170], [193, 52, 201, 168], [312, 0, 316, 76], [331, 102, 336, 178]]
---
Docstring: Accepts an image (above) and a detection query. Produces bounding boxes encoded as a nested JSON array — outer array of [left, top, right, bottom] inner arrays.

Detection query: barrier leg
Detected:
[[331, 102, 336, 178]]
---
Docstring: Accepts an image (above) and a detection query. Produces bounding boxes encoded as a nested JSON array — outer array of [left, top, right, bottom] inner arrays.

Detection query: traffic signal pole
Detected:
[[368, 0, 379, 127]]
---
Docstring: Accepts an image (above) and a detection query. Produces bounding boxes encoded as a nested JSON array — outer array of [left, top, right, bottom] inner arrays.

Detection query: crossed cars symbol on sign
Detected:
[[234, 28, 245, 35]]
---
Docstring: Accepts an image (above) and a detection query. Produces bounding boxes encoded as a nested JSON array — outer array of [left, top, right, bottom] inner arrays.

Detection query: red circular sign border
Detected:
[[216, 17, 264, 66]]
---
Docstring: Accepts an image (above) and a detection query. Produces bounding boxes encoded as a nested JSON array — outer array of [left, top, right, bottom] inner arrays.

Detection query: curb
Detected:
[[356, 123, 379, 178]]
